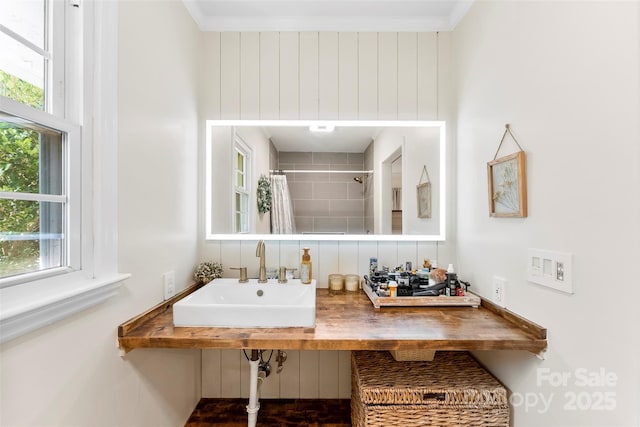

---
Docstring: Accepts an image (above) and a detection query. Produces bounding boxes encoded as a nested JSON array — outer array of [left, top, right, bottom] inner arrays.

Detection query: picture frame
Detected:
[[487, 151, 527, 217], [416, 182, 432, 218]]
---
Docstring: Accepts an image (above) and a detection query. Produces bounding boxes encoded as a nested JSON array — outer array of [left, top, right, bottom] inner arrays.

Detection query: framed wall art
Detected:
[[487, 150, 527, 217], [416, 165, 432, 219]]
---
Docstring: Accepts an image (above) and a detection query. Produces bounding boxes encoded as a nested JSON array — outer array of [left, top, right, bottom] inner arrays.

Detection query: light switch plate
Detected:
[[528, 249, 573, 294]]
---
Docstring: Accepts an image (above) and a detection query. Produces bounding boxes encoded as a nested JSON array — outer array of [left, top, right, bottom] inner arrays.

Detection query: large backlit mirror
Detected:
[[206, 120, 446, 241]]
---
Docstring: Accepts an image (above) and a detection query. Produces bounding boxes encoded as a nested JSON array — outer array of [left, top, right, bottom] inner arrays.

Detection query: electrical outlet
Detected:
[[163, 271, 175, 300], [493, 276, 506, 307]]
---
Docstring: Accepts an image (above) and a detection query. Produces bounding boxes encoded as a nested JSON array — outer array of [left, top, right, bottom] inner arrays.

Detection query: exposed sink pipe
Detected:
[[245, 349, 284, 427], [247, 350, 261, 427]]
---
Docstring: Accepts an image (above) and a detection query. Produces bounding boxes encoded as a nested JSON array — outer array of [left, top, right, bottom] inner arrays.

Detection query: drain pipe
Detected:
[[247, 350, 260, 427]]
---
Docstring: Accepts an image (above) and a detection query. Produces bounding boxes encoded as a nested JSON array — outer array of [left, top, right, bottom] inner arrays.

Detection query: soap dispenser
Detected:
[[300, 247, 312, 284]]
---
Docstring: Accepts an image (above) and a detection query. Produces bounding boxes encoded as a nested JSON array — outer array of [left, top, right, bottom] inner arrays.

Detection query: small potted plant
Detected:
[[193, 261, 224, 285]]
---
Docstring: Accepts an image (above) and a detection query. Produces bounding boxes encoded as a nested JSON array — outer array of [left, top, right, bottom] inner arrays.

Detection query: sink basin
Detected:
[[173, 278, 316, 328]]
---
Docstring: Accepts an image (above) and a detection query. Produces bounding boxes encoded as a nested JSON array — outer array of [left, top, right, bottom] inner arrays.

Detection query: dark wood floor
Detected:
[[185, 398, 352, 427]]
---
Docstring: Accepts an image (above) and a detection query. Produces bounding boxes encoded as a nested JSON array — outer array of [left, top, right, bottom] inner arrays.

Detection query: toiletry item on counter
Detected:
[[364, 270, 472, 298], [300, 247, 312, 284], [388, 281, 398, 297], [329, 273, 344, 293], [344, 274, 360, 292], [446, 264, 458, 296], [369, 257, 378, 276]]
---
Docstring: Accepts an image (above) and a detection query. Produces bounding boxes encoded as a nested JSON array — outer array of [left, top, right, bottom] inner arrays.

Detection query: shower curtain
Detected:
[[270, 174, 296, 234]]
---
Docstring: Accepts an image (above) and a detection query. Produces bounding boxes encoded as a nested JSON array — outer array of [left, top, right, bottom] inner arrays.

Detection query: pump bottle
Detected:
[[300, 247, 312, 284]]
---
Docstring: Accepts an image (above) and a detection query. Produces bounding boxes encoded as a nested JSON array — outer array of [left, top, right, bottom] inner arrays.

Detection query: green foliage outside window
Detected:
[[0, 70, 44, 276]]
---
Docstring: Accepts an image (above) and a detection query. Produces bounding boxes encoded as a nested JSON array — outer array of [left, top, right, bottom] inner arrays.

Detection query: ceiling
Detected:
[[182, 0, 475, 32], [263, 125, 381, 153]]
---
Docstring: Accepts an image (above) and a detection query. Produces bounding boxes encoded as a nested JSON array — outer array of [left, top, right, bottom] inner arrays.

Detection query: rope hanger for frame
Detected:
[[487, 124, 528, 218], [418, 165, 431, 185], [493, 124, 524, 160]]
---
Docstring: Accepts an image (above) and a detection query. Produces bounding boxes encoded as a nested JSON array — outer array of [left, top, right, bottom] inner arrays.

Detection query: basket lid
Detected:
[[352, 351, 507, 406]]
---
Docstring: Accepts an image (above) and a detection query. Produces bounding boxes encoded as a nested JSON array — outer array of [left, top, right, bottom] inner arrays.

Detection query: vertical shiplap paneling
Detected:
[[318, 351, 340, 398], [200, 240, 221, 265], [279, 32, 299, 119], [378, 32, 398, 120], [318, 32, 339, 119], [317, 241, 340, 288], [417, 241, 439, 270], [240, 240, 259, 279], [436, 32, 452, 121], [202, 32, 221, 119], [338, 241, 358, 275], [338, 33, 358, 120], [397, 32, 418, 120], [265, 239, 280, 274], [377, 241, 399, 270], [240, 32, 260, 119], [397, 241, 418, 269], [260, 360, 281, 398], [202, 349, 221, 397], [337, 351, 352, 399], [220, 32, 241, 119], [279, 350, 301, 398], [299, 32, 319, 119], [220, 349, 242, 397], [417, 32, 438, 120], [357, 32, 378, 120], [260, 32, 280, 119], [299, 350, 320, 398], [279, 241, 300, 274], [220, 241, 241, 277], [358, 241, 379, 277]]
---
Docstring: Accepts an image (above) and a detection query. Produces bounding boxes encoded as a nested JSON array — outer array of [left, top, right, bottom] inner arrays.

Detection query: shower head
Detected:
[[353, 176, 364, 184]]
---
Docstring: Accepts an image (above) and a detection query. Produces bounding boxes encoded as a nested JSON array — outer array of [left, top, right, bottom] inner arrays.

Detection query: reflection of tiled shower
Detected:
[[278, 151, 366, 234]]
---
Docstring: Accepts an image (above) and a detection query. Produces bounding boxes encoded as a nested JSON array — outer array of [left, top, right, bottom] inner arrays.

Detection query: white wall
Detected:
[[0, 2, 203, 426], [453, 1, 639, 426], [199, 30, 456, 398]]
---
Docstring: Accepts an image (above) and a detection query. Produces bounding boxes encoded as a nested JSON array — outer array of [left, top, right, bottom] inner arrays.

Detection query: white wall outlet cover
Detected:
[[163, 271, 176, 300], [527, 249, 573, 294], [492, 276, 506, 307]]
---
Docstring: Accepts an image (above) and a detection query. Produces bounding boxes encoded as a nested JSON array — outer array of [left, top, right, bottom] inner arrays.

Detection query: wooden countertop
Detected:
[[117, 285, 547, 356]]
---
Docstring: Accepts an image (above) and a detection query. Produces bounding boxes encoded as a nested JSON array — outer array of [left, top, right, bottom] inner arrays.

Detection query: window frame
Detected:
[[232, 137, 251, 234], [0, 0, 128, 344], [0, 99, 81, 287]]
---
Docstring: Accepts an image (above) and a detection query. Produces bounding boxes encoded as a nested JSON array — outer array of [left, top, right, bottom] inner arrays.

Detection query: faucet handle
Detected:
[[278, 267, 297, 283], [230, 267, 248, 283]]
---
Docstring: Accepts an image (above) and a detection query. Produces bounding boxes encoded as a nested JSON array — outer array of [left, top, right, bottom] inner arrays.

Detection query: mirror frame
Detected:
[[205, 119, 446, 241]]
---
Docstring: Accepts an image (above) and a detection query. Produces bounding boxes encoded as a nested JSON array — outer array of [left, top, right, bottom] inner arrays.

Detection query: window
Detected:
[[0, 0, 78, 285], [0, 0, 126, 343], [233, 138, 251, 234]]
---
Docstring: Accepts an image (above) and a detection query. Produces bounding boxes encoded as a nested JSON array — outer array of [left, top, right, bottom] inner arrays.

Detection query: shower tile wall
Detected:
[[364, 142, 374, 234], [280, 152, 365, 234]]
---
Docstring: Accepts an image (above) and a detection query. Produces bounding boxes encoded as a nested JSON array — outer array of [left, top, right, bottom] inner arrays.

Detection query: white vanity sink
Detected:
[[172, 278, 316, 328]]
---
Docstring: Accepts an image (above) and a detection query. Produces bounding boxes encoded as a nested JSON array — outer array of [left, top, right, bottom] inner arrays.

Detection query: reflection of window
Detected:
[[233, 139, 251, 233]]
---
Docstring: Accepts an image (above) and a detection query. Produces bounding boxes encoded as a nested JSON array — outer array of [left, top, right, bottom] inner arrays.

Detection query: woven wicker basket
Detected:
[[351, 351, 509, 427]]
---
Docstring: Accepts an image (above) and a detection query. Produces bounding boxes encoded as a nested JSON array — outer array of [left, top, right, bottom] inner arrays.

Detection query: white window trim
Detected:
[[0, 0, 129, 344], [233, 136, 251, 234]]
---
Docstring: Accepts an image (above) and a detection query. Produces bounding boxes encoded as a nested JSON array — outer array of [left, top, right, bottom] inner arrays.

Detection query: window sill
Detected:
[[0, 272, 130, 344]]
